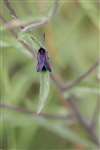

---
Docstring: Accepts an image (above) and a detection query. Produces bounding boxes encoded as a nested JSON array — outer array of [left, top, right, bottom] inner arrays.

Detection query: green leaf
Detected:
[[37, 72, 50, 113]]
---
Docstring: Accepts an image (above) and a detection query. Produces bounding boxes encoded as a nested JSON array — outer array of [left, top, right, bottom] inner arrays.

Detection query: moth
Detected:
[[37, 47, 52, 72]]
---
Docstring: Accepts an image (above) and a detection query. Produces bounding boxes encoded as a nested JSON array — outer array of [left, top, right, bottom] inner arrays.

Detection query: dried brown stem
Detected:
[[51, 60, 99, 92]]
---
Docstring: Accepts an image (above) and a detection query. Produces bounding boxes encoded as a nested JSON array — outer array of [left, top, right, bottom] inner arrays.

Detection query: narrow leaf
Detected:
[[37, 72, 50, 114]]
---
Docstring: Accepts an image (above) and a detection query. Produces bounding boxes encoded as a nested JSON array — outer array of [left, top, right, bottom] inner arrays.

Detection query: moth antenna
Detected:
[[40, 32, 46, 47], [43, 32, 45, 42], [31, 35, 45, 49]]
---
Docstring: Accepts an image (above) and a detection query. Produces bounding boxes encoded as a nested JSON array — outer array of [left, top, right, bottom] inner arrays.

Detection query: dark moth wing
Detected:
[[37, 47, 52, 72]]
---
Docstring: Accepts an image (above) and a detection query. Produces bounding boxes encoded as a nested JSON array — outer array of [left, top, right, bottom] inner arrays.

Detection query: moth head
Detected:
[[38, 47, 46, 54]]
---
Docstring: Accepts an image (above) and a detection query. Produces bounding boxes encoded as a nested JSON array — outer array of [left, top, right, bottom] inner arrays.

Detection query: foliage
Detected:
[[0, 0, 99, 149]]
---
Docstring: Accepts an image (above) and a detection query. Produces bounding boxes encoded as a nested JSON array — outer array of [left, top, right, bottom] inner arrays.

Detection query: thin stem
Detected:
[[0, 103, 74, 121], [3, 0, 59, 30], [31, 35, 45, 49], [48, 0, 59, 19], [90, 99, 100, 129], [50, 73, 64, 91], [3, 0, 59, 31], [4, 0, 18, 19], [21, 0, 59, 32], [50, 60, 99, 92], [18, 39, 36, 58], [4, 0, 25, 30], [0, 15, 36, 59], [62, 61, 99, 91], [67, 95, 100, 146]]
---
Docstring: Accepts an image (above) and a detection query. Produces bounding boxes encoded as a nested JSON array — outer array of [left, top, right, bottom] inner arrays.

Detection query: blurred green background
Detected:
[[0, 0, 99, 149]]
